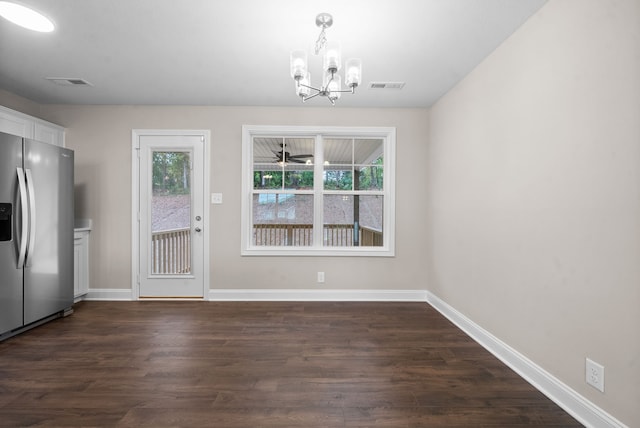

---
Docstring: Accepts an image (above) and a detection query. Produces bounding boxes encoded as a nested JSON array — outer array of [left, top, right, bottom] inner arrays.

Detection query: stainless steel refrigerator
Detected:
[[0, 131, 74, 340]]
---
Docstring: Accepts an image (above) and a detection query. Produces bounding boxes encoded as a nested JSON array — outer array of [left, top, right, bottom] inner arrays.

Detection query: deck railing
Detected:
[[253, 224, 314, 247], [253, 224, 383, 247], [360, 226, 384, 247], [151, 227, 191, 274], [151, 224, 382, 273]]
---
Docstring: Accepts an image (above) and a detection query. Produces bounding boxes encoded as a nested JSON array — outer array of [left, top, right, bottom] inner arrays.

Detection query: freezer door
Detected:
[[23, 139, 74, 325], [0, 132, 24, 335]]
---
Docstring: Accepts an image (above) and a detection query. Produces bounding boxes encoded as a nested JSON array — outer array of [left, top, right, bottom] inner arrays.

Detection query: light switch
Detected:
[[211, 193, 223, 204]]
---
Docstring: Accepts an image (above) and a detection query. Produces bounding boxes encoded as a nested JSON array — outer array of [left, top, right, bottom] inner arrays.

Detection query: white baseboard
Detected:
[[84, 288, 133, 301], [425, 291, 628, 428], [209, 288, 427, 302], [82, 288, 426, 302]]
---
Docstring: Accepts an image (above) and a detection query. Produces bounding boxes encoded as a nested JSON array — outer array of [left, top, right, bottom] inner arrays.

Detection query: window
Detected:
[[242, 126, 395, 256]]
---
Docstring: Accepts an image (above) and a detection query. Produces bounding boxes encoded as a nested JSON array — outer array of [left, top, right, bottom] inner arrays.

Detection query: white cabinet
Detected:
[[34, 122, 65, 146], [0, 107, 31, 137], [74, 230, 90, 300], [0, 105, 65, 147]]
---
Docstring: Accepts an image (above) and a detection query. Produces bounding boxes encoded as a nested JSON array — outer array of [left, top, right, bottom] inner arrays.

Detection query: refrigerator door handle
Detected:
[[24, 169, 37, 268], [16, 167, 29, 268]]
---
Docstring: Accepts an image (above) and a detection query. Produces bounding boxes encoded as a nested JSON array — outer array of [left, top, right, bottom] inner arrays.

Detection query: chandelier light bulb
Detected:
[[297, 73, 311, 98], [293, 58, 305, 71], [345, 58, 362, 88], [327, 75, 342, 101], [290, 50, 307, 80], [323, 41, 342, 73]]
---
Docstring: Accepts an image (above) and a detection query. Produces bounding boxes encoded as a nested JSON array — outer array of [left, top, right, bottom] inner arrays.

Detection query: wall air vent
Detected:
[[46, 77, 93, 86], [369, 82, 405, 90]]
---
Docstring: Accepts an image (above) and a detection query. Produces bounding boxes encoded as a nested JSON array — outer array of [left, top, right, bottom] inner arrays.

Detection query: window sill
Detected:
[[241, 247, 395, 257]]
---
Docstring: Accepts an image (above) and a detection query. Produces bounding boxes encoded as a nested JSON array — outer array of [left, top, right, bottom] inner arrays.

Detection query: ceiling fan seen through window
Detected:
[[274, 143, 313, 165]]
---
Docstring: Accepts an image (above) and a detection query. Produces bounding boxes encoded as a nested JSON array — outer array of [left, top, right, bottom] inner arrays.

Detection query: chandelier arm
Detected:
[[332, 87, 357, 94], [303, 92, 322, 102], [299, 82, 322, 92]]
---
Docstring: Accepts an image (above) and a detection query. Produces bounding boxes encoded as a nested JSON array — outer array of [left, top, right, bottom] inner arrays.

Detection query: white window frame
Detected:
[[241, 125, 396, 257]]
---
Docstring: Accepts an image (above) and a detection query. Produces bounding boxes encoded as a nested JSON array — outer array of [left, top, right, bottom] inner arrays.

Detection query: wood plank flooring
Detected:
[[0, 301, 582, 427]]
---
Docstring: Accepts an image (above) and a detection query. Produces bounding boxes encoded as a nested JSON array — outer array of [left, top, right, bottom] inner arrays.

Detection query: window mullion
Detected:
[[313, 134, 324, 248]]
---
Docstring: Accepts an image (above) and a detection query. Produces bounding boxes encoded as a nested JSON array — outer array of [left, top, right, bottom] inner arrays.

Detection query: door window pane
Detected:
[[151, 151, 192, 274]]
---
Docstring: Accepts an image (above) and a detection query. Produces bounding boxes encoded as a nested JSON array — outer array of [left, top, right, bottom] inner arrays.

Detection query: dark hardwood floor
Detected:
[[0, 301, 582, 427]]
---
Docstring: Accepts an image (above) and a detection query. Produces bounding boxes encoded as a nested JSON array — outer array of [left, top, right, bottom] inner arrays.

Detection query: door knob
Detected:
[[195, 227, 202, 232]]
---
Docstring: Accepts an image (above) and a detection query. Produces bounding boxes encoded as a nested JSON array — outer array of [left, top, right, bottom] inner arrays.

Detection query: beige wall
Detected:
[[36, 105, 430, 293], [427, 0, 640, 425], [0, 88, 43, 118]]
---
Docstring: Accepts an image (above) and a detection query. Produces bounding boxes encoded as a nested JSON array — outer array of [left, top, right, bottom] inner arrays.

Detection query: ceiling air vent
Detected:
[[46, 77, 93, 86], [369, 82, 405, 90]]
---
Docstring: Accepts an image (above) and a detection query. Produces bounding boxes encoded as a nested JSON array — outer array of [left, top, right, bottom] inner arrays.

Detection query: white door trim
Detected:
[[131, 129, 210, 300]]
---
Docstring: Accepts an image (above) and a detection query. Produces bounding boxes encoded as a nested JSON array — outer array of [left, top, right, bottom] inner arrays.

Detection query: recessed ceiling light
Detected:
[[0, 1, 54, 32]]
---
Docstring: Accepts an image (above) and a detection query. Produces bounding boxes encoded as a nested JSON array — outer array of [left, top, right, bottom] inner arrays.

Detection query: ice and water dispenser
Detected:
[[0, 203, 11, 242]]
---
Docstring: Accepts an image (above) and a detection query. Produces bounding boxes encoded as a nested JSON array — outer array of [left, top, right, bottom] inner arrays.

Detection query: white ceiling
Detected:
[[0, 0, 547, 108]]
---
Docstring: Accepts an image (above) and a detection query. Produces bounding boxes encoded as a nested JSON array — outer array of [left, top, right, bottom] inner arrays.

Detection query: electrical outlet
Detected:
[[317, 272, 325, 283], [586, 358, 605, 392]]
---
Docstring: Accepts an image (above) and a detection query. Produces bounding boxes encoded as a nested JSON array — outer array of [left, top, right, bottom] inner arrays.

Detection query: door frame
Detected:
[[131, 129, 210, 300]]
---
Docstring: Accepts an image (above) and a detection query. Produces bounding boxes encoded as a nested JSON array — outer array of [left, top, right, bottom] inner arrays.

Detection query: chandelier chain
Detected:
[[314, 27, 327, 55]]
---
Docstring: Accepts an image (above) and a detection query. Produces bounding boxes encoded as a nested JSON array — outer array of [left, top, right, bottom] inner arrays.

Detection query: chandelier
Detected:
[[290, 13, 362, 105]]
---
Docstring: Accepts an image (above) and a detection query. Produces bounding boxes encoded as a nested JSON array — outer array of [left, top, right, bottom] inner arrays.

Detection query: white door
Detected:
[[134, 131, 208, 298]]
